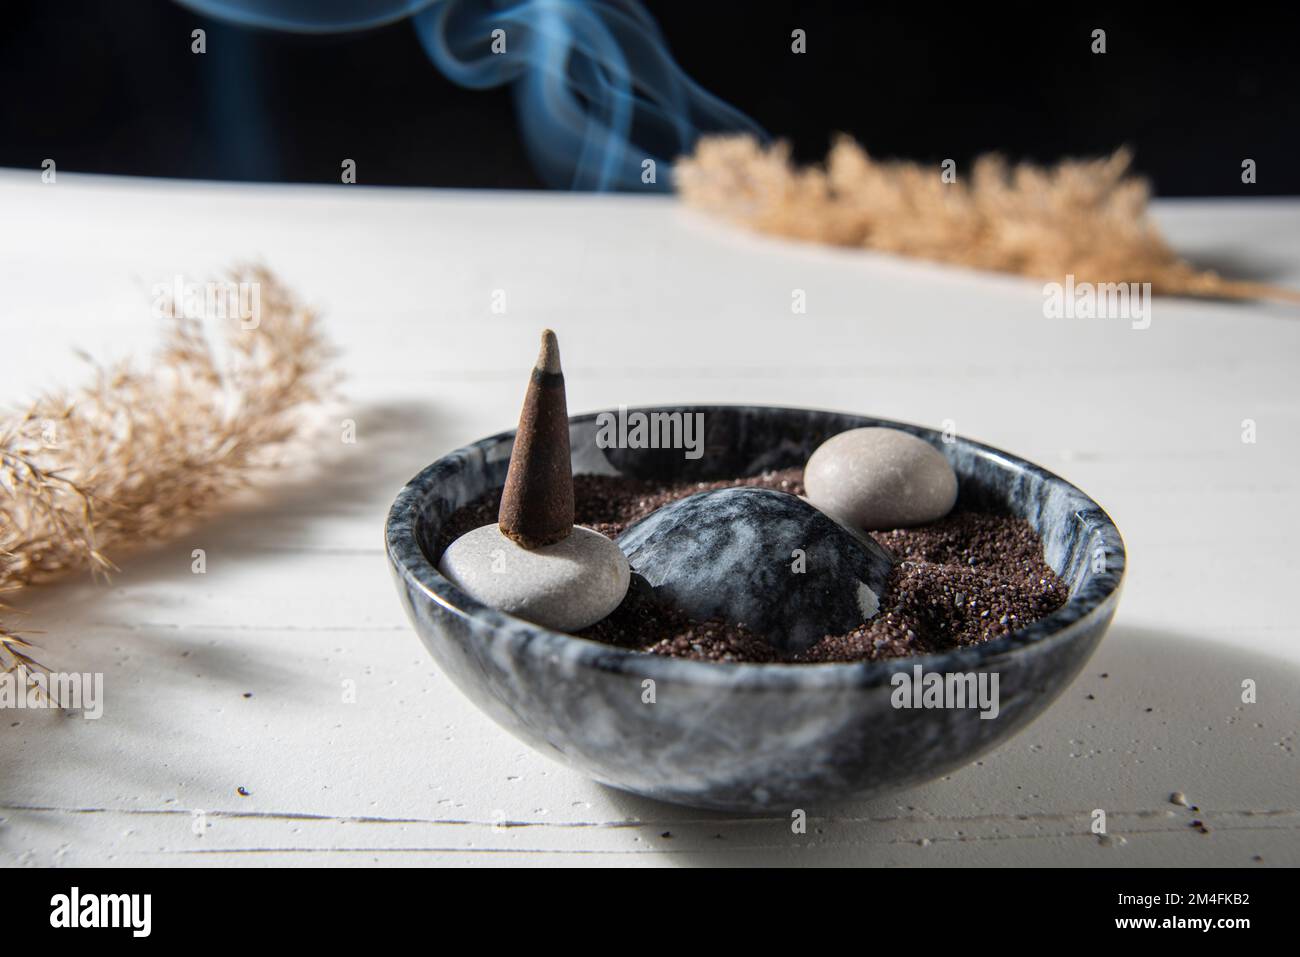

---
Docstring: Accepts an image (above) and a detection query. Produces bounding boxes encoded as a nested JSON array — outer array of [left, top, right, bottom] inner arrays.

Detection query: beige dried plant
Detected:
[[676, 134, 1300, 302], [1, 266, 336, 677]]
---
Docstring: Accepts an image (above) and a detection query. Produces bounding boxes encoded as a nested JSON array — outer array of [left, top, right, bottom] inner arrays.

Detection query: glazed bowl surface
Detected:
[[385, 405, 1125, 813]]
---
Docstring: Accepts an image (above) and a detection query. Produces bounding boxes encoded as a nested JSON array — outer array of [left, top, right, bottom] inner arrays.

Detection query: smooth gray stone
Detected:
[[438, 524, 629, 632], [804, 426, 959, 530], [616, 488, 893, 654]]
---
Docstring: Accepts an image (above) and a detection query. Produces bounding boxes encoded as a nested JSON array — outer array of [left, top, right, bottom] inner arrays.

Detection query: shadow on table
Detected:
[[589, 623, 1300, 866], [1181, 247, 1298, 286], [17, 397, 445, 608], [0, 400, 450, 805]]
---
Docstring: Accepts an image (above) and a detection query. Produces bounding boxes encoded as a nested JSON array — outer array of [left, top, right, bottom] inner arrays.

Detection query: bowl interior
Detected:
[[396, 405, 1125, 677]]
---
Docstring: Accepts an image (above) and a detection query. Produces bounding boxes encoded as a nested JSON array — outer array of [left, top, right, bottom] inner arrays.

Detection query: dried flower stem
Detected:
[[676, 134, 1300, 302], [1, 266, 335, 672]]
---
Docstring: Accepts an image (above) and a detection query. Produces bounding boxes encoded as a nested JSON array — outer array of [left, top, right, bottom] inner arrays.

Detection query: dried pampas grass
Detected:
[[1, 267, 335, 676], [676, 134, 1300, 302]]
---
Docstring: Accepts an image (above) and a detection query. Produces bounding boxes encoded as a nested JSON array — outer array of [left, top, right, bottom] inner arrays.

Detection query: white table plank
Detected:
[[2, 172, 1297, 866]]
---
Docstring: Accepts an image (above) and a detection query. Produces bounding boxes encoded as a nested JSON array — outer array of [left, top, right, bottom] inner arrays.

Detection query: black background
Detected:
[[3, 1, 1297, 194], [10, 867, 1281, 938]]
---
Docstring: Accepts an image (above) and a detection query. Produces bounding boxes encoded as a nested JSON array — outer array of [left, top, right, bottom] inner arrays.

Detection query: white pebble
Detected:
[[804, 427, 958, 530], [438, 524, 629, 632]]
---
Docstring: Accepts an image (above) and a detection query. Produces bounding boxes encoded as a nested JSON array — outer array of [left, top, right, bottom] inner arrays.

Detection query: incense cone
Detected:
[[498, 329, 575, 549]]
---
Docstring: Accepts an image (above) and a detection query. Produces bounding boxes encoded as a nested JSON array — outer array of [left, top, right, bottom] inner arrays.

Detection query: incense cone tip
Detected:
[[538, 329, 561, 374]]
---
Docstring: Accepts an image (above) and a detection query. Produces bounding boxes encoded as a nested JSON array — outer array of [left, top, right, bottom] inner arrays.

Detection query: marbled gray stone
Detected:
[[616, 488, 893, 654], [804, 427, 958, 530], [438, 524, 629, 632], [387, 405, 1126, 813]]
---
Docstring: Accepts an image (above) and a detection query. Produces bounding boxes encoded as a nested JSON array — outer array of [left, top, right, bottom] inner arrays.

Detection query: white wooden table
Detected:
[[2, 172, 1297, 866]]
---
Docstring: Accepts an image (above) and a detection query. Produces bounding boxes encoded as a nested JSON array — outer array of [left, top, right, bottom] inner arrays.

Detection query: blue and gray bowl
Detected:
[[386, 406, 1125, 813]]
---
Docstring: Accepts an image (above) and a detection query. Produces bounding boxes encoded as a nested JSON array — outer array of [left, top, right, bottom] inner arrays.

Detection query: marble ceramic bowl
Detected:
[[386, 406, 1125, 813]]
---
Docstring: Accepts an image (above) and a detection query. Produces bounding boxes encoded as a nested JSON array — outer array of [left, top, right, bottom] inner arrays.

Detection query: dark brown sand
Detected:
[[438, 470, 1069, 663]]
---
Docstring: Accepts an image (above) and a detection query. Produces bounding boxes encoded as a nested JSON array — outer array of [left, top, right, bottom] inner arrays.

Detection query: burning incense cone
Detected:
[[498, 329, 575, 549]]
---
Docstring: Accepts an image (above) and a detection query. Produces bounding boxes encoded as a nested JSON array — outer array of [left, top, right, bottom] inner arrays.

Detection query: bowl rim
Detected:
[[386, 404, 1126, 690]]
